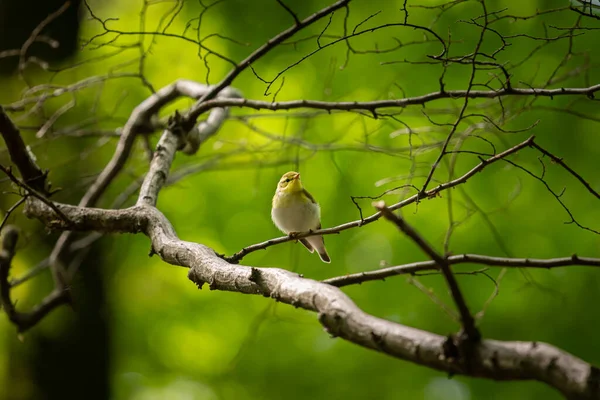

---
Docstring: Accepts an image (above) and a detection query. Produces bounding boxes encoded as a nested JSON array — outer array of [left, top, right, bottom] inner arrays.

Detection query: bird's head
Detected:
[[277, 171, 303, 193]]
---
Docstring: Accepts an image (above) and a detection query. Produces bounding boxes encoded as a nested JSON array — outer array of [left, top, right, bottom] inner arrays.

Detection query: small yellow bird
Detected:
[[271, 171, 331, 263]]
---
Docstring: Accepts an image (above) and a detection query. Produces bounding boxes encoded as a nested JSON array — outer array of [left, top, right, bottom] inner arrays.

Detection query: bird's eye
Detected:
[[285, 178, 291, 183]]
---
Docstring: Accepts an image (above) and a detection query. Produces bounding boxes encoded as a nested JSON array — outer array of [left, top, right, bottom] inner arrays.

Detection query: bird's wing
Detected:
[[302, 189, 317, 204], [317, 223, 324, 244]]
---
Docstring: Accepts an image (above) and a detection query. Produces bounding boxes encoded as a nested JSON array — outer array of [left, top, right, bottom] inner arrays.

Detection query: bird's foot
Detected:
[[288, 232, 299, 239]]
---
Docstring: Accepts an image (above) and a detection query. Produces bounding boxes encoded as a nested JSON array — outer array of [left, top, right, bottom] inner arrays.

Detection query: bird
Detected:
[[271, 171, 331, 263]]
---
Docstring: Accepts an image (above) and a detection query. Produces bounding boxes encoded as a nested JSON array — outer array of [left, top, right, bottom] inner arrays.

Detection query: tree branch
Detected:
[[21, 196, 600, 399], [187, 84, 600, 120], [2, 0, 598, 391], [48, 80, 239, 286], [185, 0, 350, 115], [0, 165, 71, 226], [374, 202, 480, 342], [0, 198, 26, 233], [78, 79, 224, 208], [17, 124, 598, 397], [0, 226, 69, 332], [226, 136, 535, 263], [0, 106, 47, 193], [323, 253, 600, 287], [531, 140, 600, 200]]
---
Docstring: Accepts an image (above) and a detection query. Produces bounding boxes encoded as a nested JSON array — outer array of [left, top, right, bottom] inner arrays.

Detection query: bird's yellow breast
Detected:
[[272, 191, 309, 208]]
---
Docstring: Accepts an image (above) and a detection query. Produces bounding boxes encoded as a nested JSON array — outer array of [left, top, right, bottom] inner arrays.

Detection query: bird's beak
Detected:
[[293, 173, 300, 180]]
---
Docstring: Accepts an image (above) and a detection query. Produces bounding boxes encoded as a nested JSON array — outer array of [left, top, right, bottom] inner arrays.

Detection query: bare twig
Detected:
[[184, 0, 351, 121], [0, 165, 71, 226], [187, 84, 600, 119], [531, 140, 600, 200], [323, 253, 600, 287], [17, 1, 71, 78], [374, 201, 480, 342], [407, 274, 459, 320], [276, 0, 301, 25], [0, 198, 26, 233]]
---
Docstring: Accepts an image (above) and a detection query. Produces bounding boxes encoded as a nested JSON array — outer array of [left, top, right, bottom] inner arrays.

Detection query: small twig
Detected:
[[505, 159, 600, 235], [531, 140, 600, 200], [407, 274, 459, 320], [350, 184, 420, 222], [36, 98, 76, 138], [276, 0, 300, 25], [0, 198, 26, 233], [0, 165, 72, 226], [17, 2, 71, 76], [374, 201, 480, 342], [9, 258, 49, 288], [185, 0, 351, 122]]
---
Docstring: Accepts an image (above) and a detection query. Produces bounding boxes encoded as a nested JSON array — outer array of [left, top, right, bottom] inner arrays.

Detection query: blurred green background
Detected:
[[1, 0, 599, 399]]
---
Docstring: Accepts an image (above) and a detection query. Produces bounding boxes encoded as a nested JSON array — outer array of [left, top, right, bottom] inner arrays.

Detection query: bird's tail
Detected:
[[306, 236, 331, 263], [317, 248, 331, 263], [299, 239, 315, 253]]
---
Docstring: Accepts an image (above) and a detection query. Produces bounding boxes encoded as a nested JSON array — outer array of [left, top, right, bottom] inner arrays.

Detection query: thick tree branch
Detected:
[[137, 128, 180, 207], [0, 106, 47, 193], [79, 79, 228, 208], [374, 202, 480, 342], [1, 79, 240, 325], [21, 197, 600, 399], [48, 80, 239, 285], [17, 124, 600, 397], [2, 0, 598, 390], [323, 253, 600, 287], [137, 87, 241, 207]]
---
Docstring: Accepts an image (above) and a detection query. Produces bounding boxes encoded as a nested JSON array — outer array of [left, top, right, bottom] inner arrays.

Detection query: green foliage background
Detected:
[[1, 0, 599, 399]]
